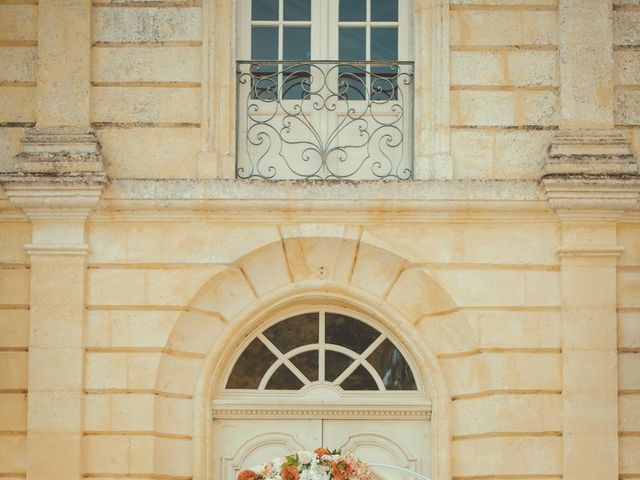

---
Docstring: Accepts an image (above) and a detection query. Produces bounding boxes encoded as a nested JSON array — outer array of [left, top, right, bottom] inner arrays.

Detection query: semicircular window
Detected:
[[225, 311, 417, 391]]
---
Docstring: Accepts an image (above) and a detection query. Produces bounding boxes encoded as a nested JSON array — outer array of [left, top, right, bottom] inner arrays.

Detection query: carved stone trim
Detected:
[[211, 404, 432, 420]]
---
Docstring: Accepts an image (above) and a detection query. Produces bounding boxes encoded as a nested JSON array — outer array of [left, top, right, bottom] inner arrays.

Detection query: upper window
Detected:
[[225, 310, 418, 391], [236, 0, 414, 180]]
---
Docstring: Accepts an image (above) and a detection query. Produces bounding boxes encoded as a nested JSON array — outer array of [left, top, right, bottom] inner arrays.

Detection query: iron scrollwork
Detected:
[[236, 60, 414, 180]]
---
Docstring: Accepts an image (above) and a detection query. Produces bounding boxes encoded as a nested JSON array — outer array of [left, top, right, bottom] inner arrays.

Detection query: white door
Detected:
[[212, 418, 429, 480]]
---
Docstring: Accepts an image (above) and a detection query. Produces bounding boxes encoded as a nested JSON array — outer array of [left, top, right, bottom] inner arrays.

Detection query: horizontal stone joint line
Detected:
[[452, 389, 562, 401], [91, 122, 200, 129], [93, 41, 202, 48], [452, 431, 562, 441], [84, 347, 205, 359], [87, 305, 189, 312], [83, 431, 192, 440], [93, 1, 201, 7], [83, 388, 192, 399], [91, 82, 201, 88], [438, 348, 562, 359], [408, 262, 560, 271], [87, 262, 230, 269], [450, 4, 557, 11]]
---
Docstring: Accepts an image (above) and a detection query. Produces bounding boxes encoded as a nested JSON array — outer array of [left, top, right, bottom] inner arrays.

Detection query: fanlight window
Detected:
[[225, 311, 417, 391]]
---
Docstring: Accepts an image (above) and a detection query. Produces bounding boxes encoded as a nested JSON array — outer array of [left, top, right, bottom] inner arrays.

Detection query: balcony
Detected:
[[236, 60, 414, 180]]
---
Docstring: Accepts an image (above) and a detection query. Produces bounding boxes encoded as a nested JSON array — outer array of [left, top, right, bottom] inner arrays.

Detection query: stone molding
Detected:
[[211, 404, 432, 420], [540, 129, 640, 213]]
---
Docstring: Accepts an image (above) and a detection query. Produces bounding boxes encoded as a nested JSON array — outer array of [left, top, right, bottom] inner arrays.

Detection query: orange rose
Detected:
[[237, 470, 258, 480], [331, 460, 354, 480], [281, 465, 300, 480], [314, 447, 331, 457]]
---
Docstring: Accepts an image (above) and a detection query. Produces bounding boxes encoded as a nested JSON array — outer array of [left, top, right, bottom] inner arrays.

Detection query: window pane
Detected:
[[252, 26, 278, 60], [266, 365, 305, 390], [226, 338, 277, 389], [325, 350, 354, 382], [340, 365, 378, 390], [283, 26, 310, 60], [264, 313, 318, 353], [284, 0, 310, 20], [371, 27, 397, 61], [367, 338, 417, 390], [290, 350, 319, 382], [325, 313, 380, 354], [339, 0, 366, 21], [370, 65, 397, 101], [339, 27, 366, 60], [371, 0, 398, 21], [252, 0, 279, 21]]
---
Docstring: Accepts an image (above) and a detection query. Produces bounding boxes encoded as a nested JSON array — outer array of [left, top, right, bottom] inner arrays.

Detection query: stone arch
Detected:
[[152, 236, 479, 480]]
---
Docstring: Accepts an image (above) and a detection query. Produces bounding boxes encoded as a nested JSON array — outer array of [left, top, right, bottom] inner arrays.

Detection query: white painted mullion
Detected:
[[319, 310, 326, 382], [257, 333, 311, 388], [365, 0, 371, 94], [278, 0, 284, 100]]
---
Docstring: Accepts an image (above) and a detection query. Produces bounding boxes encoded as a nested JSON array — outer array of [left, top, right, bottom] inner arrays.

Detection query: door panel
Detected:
[[212, 419, 322, 479], [212, 418, 429, 480]]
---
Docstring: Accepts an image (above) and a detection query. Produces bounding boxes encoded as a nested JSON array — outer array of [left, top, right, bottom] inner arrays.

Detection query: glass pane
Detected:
[[250, 63, 278, 100], [266, 365, 305, 390], [367, 338, 417, 390], [284, 0, 310, 20], [290, 350, 319, 382], [338, 65, 366, 100], [263, 313, 319, 353], [371, 28, 397, 61], [339, 0, 366, 21], [252, 0, 279, 21], [325, 350, 354, 382], [371, 0, 398, 21], [252, 26, 278, 60], [339, 27, 366, 61], [340, 365, 378, 390], [283, 27, 310, 60], [370, 65, 397, 101], [325, 313, 380, 354], [282, 64, 310, 99], [226, 338, 277, 389]]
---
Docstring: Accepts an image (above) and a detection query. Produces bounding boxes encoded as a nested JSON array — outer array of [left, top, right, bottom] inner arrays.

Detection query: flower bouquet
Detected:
[[237, 447, 373, 480]]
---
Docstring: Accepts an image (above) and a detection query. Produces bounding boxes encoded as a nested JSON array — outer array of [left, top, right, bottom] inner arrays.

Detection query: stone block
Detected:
[[93, 47, 201, 83], [417, 311, 479, 355], [153, 437, 192, 476], [430, 269, 526, 307], [451, 436, 561, 477], [614, 10, 640, 46], [28, 348, 83, 391], [619, 352, 640, 391], [450, 129, 494, 179], [27, 433, 82, 478], [563, 307, 617, 350], [564, 434, 618, 478], [492, 130, 554, 179], [350, 243, 407, 297], [86, 310, 179, 349], [85, 434, 154, 474], [92, 87, 200, 124], [97, 127, 201, 178], [190, 268, 257, 321], [0, 393, 27, 431], [0, 351, 27, 390], [166, 311, 225, 355], [463, 222, 559, 265], [619, 311, 640, 349], [155, 354, 203, 395], [465, 310, 562, 349], [237, 242, 292, 297], [0, 47, 37, 82], [506, 50, 558, 87], [450, 10, 556, 46], [0, 87, 35, 123], [621, 436, 640, 474], [0, 128, 26, 173], [386, 269, 456, 321], [84, 394, 155, 432], [29, 306, 84, 348], [619, 225, 640, 266], [519, 89, 559, 126], [524, 270, 561, 306], [451, 393, 562, 436], [0, 5, 37, 41], [451, 0, 557, 4], [94, 7, 201, 43], [85, 352, 161, 390], [154, 396, 193, 436], [28, 391, 83, 433], [620, 394, 640, 432], [88, 266, 224, 306], [561, 266, 617, 308], [362, 224, 464, 264], [441, 352, 561, 396], [450, 51, 504, 86], [0, 434, 26, 472], [615, 51, 640, 85], [619, 271, 640, 308], [563, 351, 617, 393], [451, 90, 515, 126], [0, 310, 28, 348], [616, 91, 640, 126]]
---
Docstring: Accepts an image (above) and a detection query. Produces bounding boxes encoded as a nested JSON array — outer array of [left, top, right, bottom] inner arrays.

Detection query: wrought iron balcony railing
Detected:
[[236, 60, 414, 180]]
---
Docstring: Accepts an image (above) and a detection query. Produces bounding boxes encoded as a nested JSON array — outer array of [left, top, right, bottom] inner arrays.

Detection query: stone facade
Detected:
[[0, 1, 639, 480]]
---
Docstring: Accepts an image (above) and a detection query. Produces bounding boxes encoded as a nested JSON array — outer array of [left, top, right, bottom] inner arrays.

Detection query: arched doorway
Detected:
[[211, 305, 431, 479]]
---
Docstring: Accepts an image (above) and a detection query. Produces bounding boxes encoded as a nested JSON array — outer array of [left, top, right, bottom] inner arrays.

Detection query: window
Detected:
[[225, 310, 418, 391], [236, 0, 414, 180]]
